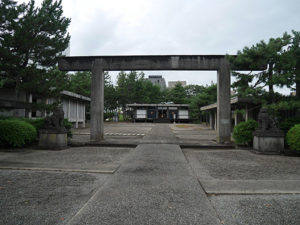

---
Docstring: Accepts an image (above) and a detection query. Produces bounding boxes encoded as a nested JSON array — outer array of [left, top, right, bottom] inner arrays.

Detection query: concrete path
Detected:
[[67, 124, 220, 225]]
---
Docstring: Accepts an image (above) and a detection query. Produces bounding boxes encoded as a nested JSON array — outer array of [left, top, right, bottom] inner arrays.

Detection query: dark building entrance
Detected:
[[127, 103, 189, 123]]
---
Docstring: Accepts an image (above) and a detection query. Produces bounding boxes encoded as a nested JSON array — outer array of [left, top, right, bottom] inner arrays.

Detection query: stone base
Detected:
[[39, 130, 68, 150], [253, 136, 284, 154]]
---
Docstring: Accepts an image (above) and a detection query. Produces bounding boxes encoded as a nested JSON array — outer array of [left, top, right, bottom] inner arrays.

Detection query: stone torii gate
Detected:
[[58, 55, 246, 143]]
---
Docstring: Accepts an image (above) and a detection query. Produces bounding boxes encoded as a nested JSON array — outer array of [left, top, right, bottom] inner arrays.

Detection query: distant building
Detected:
[[126, 103, 189, 123], [168, 81, 187, 88], [0, 88, 90, 128], [148, 75, 166, 89]]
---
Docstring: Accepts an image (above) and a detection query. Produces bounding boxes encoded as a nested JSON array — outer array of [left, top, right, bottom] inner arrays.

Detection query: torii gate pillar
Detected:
[[217, 63, 231, 143], [91, 59, 104, 141]]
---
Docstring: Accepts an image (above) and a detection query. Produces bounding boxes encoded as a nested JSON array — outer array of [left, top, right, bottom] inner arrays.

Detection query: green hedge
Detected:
[[233, 120, 258, 146], [0, 120, 37, 147], [0, 117, 72, 138], [279, 117, 300, 135], [286, 124, 300, 151]]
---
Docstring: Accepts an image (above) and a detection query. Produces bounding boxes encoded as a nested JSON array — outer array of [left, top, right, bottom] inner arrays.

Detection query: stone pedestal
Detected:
[[39, 129, 68, 150], [253, 130, 284, 154]]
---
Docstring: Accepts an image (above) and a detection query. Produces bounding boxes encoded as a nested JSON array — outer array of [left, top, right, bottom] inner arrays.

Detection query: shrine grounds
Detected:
[[1, 123, 300, 225]]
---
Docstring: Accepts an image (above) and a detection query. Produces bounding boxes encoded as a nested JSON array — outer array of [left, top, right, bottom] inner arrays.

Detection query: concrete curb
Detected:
[[201, 179, 300, 194]]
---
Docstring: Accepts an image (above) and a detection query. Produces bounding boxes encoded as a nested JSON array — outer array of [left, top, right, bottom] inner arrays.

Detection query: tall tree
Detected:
[[68, 71, 91, 97], [115, 71, 164, 109], [166, 83, 188, 104], [228, 33, 291, 103], [0, 0, 71, 108], [282, 30, 300, 99], [188, 84, 217, 120]]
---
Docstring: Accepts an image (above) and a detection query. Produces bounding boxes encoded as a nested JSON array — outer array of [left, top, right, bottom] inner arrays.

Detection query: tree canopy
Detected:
[[227, 30, 300, 110], [0, 0, 71, 108]]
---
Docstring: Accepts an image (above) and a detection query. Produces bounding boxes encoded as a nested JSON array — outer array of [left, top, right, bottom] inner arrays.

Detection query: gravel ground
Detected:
[[185, 149, 300, 180], [210, 194, 300, 225], [0, 170, 109, 225], [0, 146, 132, 172]]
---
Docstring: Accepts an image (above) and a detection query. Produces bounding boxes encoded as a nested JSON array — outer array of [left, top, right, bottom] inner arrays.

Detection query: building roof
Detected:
[[127, 103, 189, 107], [200, 97, 256, 111], [61, 90, 91, 102]]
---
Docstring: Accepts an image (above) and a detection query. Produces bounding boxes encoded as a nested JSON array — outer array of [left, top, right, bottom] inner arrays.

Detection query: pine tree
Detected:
[[228, 33, 291, 103], [0, 0, 71, 109]]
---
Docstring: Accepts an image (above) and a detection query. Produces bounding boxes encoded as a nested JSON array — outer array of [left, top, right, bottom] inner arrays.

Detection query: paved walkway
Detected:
[[2, 124, 300, 224], [67, 124, 220, 225]]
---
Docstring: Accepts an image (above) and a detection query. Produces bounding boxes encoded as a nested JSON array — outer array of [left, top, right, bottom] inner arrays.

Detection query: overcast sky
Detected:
[[19, 0, 300, 93]]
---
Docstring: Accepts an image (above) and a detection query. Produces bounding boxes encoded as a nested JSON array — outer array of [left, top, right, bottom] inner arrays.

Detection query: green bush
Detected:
[[0, 120, 37, 147], [280, 117, 300, 135], [63, 118, 73, 137], [21, 118, 45, 130], [286, 124, 300, 151], [233, 120, 258, 146]]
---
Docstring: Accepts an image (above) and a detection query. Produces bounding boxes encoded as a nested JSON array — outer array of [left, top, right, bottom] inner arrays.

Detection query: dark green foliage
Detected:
[[0, 116, 44, 130], [68, 71, 91, 97], [21, 118, 45, 131], [0, 120, 37, 147], [286, 124, 300, 151], [116, 71, 163, 108], [233, 120, 258, 146], [63, 119, 72, 138], [104, 112, 114, 121], [0, 116, 72, 137], [0, 0, 71, 111], [227, 32, 291, 104], [166, 83, 188, 104], [188, 84, 217, 120], [280, 117, 300, 135]]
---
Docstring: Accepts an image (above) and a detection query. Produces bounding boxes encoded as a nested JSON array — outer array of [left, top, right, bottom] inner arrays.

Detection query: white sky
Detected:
[[18, 0, 300, 94]]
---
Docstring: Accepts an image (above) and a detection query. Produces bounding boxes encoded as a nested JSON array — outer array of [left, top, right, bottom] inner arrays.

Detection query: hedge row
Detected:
[[0, 117, 73, 148], [0, 120, 37, 147]]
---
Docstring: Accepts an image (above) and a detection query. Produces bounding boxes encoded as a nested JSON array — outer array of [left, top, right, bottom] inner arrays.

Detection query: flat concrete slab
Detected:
[[0, 170, 109, 225], [0, 146, 132, 173]]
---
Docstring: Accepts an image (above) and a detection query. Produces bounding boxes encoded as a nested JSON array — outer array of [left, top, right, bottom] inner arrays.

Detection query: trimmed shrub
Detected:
[[0, 120, 37, 147], [0, 117, 72, 138], [286, 124, 300, 151], [280, 117, 300, 135], [21, 118, 45, 131], [233, 120, 258, 146]]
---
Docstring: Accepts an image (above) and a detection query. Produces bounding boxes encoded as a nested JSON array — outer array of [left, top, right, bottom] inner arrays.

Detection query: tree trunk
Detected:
[[268, 63, 274, 103]]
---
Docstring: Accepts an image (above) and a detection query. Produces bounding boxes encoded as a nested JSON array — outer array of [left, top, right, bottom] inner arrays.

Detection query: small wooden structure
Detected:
[[126, 103, 189, 123]]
